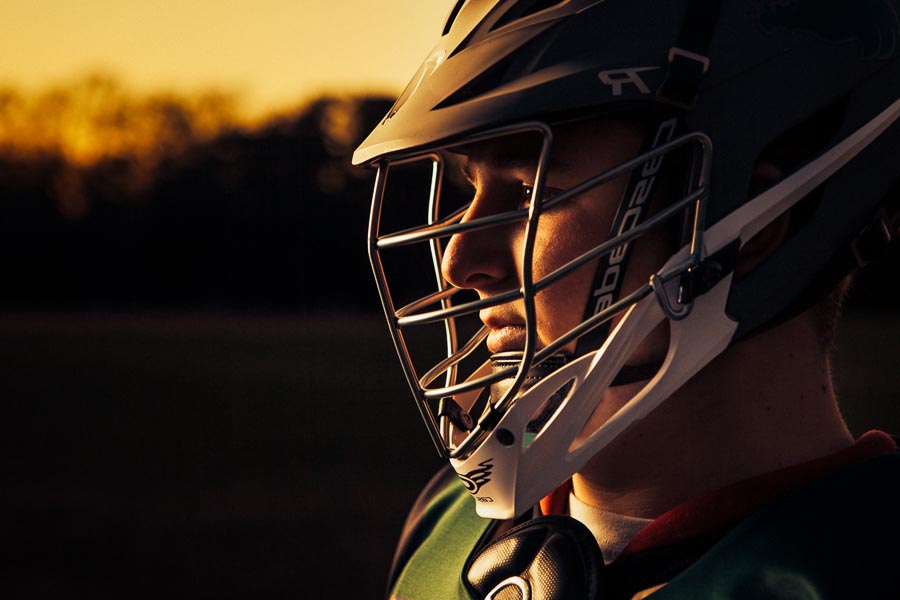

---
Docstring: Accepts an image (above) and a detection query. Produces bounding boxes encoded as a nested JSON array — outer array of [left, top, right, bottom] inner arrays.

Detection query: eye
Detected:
[[520, 183, 534, 209], [520, 182, 558, 209]]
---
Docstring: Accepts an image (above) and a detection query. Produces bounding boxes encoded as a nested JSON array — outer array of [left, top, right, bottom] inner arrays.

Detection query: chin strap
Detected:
[[489, 352, 662, 418]]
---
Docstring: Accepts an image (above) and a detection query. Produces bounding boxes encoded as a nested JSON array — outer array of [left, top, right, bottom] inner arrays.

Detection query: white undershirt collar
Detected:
[[568, 491, 653, 564]]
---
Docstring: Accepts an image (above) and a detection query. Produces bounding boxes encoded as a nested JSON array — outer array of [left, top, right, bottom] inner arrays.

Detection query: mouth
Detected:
[[486, 324, 527, 353], [481, 310, 528, 353]]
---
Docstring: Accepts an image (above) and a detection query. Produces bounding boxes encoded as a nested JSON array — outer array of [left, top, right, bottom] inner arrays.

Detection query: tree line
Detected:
[[0, 75, 393, 310]]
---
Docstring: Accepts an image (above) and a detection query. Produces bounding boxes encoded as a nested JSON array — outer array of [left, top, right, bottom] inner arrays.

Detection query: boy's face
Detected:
[[441, 119, 672, 366]]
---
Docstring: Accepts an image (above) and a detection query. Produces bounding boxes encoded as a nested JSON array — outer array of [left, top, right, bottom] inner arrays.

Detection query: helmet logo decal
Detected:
[[598, 67, 659, 96], [458, 459, 494, 495], [753, 0, 900, 59], [589, 117, 678, 317]]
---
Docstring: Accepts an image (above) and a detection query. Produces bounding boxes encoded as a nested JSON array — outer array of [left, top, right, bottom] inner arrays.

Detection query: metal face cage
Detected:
[[367, 120, 712, 460]]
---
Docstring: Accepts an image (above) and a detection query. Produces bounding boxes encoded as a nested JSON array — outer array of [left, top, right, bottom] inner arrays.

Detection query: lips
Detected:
[[486, 325, 527, 353], [482, 311, 528, 353]]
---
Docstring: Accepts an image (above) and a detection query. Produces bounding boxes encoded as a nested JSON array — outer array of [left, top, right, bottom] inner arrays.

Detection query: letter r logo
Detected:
[[598, 67, 659, 96]]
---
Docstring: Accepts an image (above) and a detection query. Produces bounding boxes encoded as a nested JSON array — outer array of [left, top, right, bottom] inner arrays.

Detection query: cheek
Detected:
[[530, 207, 608, 344]]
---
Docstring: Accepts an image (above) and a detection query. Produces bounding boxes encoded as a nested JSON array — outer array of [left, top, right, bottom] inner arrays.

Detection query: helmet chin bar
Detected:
[[450, 269, 738, 518], [438, 250, 734, 520]]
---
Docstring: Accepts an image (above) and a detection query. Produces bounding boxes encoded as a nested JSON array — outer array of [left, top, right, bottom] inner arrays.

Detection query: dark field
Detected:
[[0, 311, 897, 599]]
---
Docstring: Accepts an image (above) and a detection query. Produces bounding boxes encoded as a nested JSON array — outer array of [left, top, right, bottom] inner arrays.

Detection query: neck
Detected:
[[571, 312, 853, 518]]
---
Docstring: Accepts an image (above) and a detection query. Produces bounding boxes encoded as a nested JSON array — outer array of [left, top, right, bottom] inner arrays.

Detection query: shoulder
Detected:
[[657, 450, 900, 598], [386, 465, 501, 599], [386, 465, 469, 592]]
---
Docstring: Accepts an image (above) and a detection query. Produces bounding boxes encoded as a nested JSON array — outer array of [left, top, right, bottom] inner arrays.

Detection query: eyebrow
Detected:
[[460, 154, 572, 182]]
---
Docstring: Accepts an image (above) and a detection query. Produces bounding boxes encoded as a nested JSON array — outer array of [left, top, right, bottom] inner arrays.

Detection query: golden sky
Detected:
[[0, 0, 456, 118]]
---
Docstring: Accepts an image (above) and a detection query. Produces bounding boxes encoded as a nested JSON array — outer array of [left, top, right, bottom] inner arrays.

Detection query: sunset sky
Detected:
[[1, 0, 456, 118]]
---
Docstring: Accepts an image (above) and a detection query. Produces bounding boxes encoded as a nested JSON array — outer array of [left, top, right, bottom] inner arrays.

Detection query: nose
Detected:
[[441, 194, 516, 291]]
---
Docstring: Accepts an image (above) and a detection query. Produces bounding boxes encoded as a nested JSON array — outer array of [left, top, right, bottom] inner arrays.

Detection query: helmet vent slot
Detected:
[[436, 30, 559, 109], [523, 378, 574, 447], [491, 0, 566, 31]]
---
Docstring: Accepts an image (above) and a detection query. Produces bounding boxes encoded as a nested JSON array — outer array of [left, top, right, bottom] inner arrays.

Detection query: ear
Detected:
[[735, 161, 789, 280]]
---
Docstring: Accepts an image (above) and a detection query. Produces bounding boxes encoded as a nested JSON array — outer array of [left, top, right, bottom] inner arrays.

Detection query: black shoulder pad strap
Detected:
[[465, 515, 604, 600]]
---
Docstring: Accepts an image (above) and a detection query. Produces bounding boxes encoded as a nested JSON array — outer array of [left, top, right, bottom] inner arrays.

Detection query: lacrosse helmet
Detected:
[[354, 0, 900, 519]]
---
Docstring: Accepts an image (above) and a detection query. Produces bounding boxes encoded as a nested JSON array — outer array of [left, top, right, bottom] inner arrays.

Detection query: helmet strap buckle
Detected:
[[439, 397, 474, 432]]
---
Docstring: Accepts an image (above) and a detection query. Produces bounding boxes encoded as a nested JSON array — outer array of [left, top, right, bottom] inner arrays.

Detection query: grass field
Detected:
[[0, 310, 896, 598]]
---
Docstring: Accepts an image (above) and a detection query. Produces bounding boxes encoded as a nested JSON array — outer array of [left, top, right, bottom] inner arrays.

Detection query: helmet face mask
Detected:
[[358, 0, 900, 519], [368, 117, 719, 517]]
